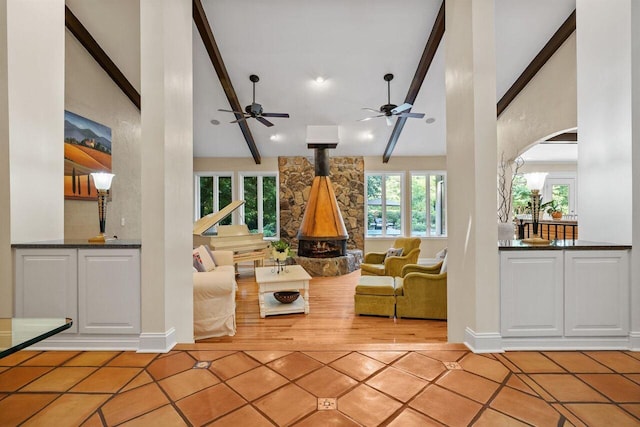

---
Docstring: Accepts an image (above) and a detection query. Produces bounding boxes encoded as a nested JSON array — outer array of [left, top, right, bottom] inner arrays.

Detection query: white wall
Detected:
[[497, 33, 577, 161], [7, 0, 65, 243], [576, 0, 633, 244], [64, 31, 142, 240]]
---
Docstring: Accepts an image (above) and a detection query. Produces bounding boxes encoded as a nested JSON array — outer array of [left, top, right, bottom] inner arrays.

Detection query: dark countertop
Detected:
[[499, 240, 631, 251], [12, 239, 141, 249]]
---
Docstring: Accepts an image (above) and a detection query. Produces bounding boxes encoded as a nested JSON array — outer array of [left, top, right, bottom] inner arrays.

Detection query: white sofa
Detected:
[[193, 249, 237, 339]]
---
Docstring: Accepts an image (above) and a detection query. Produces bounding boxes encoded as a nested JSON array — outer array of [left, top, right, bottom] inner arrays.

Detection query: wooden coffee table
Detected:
[[254, 265, 312, 318]]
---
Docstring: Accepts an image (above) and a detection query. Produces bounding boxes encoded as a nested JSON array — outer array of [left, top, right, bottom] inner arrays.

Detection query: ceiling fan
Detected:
[[359, 73, 425, 126], [218, 74, 290, 127]]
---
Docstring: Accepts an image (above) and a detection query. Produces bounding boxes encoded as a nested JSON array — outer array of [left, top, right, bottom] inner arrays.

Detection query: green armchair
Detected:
[[360, 237, 421, 277], [395, 262, 447, 320]]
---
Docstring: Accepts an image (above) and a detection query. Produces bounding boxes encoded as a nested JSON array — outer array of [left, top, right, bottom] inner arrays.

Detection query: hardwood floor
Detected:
[[199, 264, 448, 346]]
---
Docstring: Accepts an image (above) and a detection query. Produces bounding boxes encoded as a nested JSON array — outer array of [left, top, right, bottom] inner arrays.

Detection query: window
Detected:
[[543, 174, 576, 217], [194, 173, 233, 224], [366, 173, 403, 237], [411, 172, 447, 237], [239, 173, 278, 238]]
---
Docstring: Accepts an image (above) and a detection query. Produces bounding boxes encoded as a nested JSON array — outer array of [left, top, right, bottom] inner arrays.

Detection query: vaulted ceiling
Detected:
[[66, 0, 576, 161]]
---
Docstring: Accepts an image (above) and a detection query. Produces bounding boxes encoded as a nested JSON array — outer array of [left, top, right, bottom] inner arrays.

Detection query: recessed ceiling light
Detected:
[[314, 76, 325, 84], [210, 119, 220, 125], [270, 134, 280, 141], [425, 117, 436, 124], [360, 131, 374, 141]]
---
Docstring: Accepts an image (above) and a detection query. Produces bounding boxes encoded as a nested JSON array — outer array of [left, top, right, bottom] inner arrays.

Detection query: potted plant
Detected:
[[271, 240, 290, 261], [542, 200, 563, 220]]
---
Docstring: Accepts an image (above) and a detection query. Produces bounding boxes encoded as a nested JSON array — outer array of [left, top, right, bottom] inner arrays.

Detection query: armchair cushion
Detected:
[[395, 263, 447, 320]]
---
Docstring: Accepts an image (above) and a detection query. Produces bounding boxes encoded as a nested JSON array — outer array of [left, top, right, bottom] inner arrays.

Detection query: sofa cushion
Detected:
[[193, 252, 206, 272], [194, 245, 216, 272]]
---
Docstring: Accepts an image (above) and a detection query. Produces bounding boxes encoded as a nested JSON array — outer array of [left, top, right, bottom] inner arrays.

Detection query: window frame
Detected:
[[410, 170, 447, 238], [238, 171, 280, 240], [193, 171, 235, 221], [365, 171, 405, 238]]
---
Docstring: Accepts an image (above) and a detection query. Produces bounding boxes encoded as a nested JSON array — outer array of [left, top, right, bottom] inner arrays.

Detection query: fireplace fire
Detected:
[[297, 143, 349, 258]]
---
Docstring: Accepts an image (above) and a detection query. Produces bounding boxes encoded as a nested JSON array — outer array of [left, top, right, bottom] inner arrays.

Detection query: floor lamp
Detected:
[[522, 172, 549, 245], [88, 172, 115, 243]]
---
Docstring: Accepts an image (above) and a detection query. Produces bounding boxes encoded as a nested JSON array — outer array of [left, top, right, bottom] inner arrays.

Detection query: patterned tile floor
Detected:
[[0, 345, 639, 426]]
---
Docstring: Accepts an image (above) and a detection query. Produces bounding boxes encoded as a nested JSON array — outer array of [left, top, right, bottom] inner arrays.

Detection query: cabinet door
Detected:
[[14, 249, 78, 333], [78, 249, 140, 334], [564, 250, 629, 336], [500, 251, 563, 337]]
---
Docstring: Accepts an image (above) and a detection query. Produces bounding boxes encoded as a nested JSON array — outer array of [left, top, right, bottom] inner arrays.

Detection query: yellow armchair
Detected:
[[395, 262, 447, 320], [360, 237, 421, 277]]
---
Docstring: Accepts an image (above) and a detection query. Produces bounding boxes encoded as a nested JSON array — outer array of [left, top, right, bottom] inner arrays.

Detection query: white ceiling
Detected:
[[66, 0, 577, 161]]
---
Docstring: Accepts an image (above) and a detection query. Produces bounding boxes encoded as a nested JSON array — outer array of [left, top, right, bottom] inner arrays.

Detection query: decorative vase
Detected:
[[551, 211, 563, 220]]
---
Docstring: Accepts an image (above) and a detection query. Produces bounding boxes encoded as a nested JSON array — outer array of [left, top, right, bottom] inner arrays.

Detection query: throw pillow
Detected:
[[194, 245, 217, 272], [385, 247, 403, 259], [193, 252, 206, 272], [440, 254, 448, 274], [435, 247, 448, 260]]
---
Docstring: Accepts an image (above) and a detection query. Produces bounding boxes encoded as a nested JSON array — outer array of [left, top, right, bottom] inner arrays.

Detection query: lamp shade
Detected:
[[523, 172, 547, 191], [91, 172, 115, 190]]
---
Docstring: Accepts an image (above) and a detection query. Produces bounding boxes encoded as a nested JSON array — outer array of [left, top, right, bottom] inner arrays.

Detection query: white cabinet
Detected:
[[565, 250, 629, 337], [14, 249, 78, 333], [500, 248, 630, 344], [500, 251, 563, 337], [78, 249, 140, 334], [14, 247, 140, 336]]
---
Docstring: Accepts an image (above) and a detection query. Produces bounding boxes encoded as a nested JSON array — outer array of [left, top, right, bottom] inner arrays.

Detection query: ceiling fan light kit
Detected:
[[218, 74, 290, 127], [359, 73, 426, 126]]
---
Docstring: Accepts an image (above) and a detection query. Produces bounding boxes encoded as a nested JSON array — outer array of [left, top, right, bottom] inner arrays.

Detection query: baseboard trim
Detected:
[[501, 336, 634, 351], [137, 328, 177, 353], [629, 332, 640, 351], [464, 327, 503, 353], [30, 335, 140, 351]]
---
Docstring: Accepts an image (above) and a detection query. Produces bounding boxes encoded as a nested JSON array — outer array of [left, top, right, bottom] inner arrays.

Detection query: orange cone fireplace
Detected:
[[297, 143, 348, 258]]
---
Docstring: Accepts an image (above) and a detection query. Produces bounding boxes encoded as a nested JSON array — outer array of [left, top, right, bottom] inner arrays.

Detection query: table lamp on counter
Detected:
[[88, 172, 114, 243]]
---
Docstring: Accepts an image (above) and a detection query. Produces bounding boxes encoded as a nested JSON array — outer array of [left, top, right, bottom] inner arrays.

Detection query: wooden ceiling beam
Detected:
[[383, 2, 444, 163], [544, 132, 578, 142], [497, 10, 575, 117], [193, 0, 261, 164], [65, 6, 140, 110]]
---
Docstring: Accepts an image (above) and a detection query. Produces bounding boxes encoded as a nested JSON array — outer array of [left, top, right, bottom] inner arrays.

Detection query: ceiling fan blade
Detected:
[[398, 112, 426, 119], [362, 108, 382, 113], [357, 114, 386, 122], [218, 108, 244, 114], [261, 112, 290, 118], [230, 116, 248, 124], [256, 117, 274, 127], [391, 103, 412, 114], [385, 116, 394, 127]]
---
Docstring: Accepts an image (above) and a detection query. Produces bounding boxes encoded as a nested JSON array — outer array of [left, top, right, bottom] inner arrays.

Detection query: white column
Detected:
[[631, 1, 640, 350], [576, 0, 633, 245], [140, 0, 193, 349], [445, 0, 500, 350], [0, 0, 65, 316]]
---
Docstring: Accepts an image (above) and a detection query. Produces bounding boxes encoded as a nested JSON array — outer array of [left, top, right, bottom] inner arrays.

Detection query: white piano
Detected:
[[193, 200, 271, 269]]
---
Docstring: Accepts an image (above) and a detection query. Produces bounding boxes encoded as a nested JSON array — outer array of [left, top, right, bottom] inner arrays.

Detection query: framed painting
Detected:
[[64, 110, 112, 200]]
